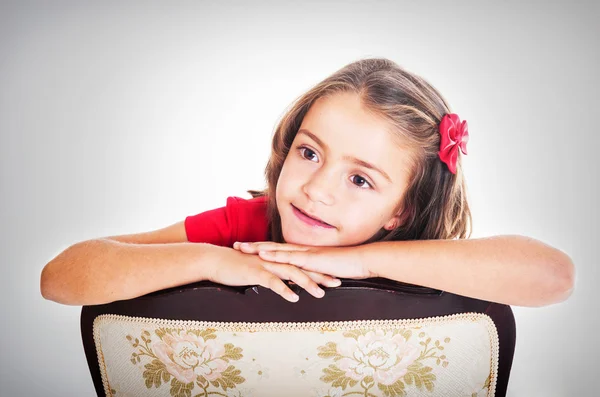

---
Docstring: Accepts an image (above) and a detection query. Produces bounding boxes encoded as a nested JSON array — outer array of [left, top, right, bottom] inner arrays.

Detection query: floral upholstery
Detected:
[[94, 313, 498, 397], [81, 279, 515, 396]]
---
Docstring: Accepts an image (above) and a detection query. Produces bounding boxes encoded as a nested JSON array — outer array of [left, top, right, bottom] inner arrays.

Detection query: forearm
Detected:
[[40, 239, 217, 306], [364, 235, 575, 307]]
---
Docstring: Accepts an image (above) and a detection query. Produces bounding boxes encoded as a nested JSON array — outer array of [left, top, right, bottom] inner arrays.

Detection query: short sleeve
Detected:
[[184, 197, 241, 246], [185, 195, 269, 247], [236, 196, 269, 243]]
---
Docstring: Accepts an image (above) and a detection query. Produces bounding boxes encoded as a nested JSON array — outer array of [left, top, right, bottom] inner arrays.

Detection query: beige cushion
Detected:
[[94, 312, 499, 396]]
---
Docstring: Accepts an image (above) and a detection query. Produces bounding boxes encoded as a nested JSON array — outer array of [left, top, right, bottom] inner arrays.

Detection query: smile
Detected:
[[291, 205, 335, 229]]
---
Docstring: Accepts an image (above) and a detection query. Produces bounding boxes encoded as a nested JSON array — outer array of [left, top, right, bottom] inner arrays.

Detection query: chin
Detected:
[[282, 228, 331, 247], [283, 232, 316, 246]]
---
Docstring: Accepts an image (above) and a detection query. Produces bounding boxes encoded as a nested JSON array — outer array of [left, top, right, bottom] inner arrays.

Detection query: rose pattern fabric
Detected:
[[317, 329, 453, 396], [152, 331, 229, 383], [124, 328, 245, 396], [336, 330, 420, 385], [95, 314, 498, 396]]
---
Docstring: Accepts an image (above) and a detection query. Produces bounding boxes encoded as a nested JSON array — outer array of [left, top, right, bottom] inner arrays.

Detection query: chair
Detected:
[[81, 278, 516, 396]]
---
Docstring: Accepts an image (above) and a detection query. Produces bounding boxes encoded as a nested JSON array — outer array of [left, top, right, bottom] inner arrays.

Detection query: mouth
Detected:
[[291, 204, 335, 229]]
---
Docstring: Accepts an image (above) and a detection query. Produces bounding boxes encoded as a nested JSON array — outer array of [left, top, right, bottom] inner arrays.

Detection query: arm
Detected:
[[364, 235, 575, 307], [40, 221, 337, 306], [40, 237, 220, 306], [235, 235, 575, 306]]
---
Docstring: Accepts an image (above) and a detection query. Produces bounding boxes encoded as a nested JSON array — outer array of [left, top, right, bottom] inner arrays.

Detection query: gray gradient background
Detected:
[[1, 0, 598, 396]]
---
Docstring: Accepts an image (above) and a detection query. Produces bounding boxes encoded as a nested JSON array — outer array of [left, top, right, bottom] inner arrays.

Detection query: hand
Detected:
[[233, 241, 374, 279], [205, 245, 341, 303]]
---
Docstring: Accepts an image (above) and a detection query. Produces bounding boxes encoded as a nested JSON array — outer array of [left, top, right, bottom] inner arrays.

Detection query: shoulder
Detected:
[[226, 195, 268, 207], [227, 195, 269, 243], [226, 195, 268, 213], [185, 195, 269, 245], [226, 195, 268, 224]]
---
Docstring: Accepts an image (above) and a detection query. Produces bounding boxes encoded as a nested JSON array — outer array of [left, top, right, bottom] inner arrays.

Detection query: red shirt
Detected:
[[184, 196, 269, 247]]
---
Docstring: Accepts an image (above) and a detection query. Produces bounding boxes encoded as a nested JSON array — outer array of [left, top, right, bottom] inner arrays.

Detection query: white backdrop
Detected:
[[1, 1, 598, 396]]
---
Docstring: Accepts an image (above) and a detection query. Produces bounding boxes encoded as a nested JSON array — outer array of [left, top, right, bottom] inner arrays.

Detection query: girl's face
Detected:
[[276, 92, 415, 247]]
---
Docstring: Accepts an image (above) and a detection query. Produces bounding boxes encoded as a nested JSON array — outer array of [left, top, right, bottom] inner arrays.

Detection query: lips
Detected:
[[291, 204, 335, 228]]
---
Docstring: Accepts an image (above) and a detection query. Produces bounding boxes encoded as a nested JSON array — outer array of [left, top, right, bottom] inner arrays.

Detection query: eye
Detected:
[[350, 175, 373, 189], [298, 146, 319, 162]]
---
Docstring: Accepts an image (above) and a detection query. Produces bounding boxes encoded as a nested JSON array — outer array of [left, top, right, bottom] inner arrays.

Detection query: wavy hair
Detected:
[[249, 57, 472, 243]]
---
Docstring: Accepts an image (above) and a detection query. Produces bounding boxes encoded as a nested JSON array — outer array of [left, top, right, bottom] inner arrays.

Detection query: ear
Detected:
[[383, 212, 404, 231]]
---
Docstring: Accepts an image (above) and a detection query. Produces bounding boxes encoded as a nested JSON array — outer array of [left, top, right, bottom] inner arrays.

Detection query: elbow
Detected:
[[554, 253, 575, 302], [40, 244, 82, 305], [536, 251, 575, 307], [40, 261, 69, 303], [41, 240, 121, 306], [40, 264, 57, 302], [40, 263, 82, 305]]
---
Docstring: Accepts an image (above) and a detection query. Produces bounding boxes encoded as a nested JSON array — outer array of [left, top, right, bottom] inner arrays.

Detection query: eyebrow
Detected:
[[297, 129, 392, 183]]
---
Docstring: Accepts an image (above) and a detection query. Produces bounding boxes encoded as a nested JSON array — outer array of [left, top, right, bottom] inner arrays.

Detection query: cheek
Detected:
[[278, 158, 307, 190], [342, 203, 389, 230], [276, 164, 290, 196], [275, 162, 298, 205]]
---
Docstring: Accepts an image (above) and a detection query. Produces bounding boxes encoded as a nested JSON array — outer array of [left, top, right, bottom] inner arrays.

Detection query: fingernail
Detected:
[[241, 242, 249, 247], [331, 279, 342, 286], [290, 294, 299, 302], [315, 288, 325, 298]]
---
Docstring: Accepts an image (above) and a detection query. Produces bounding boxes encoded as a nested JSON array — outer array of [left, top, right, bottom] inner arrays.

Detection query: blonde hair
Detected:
[[249, 57, 472, 243]]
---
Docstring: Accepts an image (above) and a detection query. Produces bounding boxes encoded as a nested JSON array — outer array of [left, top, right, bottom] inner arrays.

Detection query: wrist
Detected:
[[356, 243, 379, 278], [194, 243, 222, 282], [360, 241, 407, 279]]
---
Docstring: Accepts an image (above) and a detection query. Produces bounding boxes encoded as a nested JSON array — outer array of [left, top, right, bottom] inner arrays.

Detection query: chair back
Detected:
[[81, 278, 516, 396]]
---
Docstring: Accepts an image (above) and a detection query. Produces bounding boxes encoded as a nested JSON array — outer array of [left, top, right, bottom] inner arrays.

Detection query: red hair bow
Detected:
[[438, 113, 469, 174]]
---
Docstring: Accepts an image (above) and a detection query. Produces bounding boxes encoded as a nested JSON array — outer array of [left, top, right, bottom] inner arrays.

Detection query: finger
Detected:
[[258, 242, 310, 251], [232, 241, 259, 251], [238, 242, 260, 254], [256, 271, 300, 303], [236, 242, 310, 254], [232, 242, 261, 254], [259, 250, 311, 268], [263, 263, 325, 299], [302, 270, 342, 288]]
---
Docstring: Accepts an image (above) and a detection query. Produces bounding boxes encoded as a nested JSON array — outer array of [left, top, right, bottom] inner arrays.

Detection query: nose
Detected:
[[302, 167, 336, 205]]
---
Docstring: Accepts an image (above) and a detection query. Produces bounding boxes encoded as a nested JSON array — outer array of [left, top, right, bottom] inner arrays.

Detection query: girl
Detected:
[[40, 58, 574, 307]]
